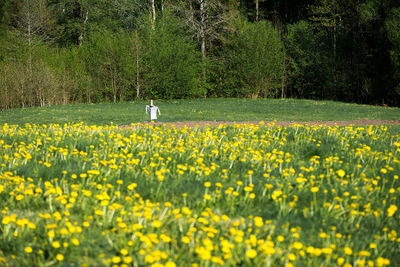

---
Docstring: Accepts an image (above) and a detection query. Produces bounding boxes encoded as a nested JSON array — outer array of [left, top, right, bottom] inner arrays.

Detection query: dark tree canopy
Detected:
[[0, 0, 399, 109]]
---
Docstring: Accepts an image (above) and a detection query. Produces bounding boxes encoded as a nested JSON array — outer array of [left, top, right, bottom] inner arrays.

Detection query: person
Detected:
[[145, 100, 161, 121]]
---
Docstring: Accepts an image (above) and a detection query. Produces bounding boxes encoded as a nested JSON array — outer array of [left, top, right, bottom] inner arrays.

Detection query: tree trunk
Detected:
[[26, 3, 33, 74], [281, 57, 286, 99], [200, 0, 206, 59], [256, 0, 259, 21], [333, 25, 337, 99], [79, 9, 88, 46], [151, 0, 156, 30], [136, 48, 140, 99]]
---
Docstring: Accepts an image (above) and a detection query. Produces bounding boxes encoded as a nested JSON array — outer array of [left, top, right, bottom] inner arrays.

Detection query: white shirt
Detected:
[[145, 105, 161, 120]]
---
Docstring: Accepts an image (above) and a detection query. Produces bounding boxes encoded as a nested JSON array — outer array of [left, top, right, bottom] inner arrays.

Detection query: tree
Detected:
[[49, 0, 146, 46], [386, 7, 400, 103], [168, 0, 230, 59], [308, 0, 344, 99], [83, 30, 137, 103], [141, 11, 204, 99], [284, 21, 326, 99], [221, 19, 285, 98], [7, 0, 55, 70]]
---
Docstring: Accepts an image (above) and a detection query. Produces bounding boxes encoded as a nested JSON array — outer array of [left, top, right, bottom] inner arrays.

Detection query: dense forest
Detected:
[[0, 0, 399, 110]]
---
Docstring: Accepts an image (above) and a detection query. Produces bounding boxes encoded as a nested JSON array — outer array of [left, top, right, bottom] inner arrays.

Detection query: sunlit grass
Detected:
[[0, 122, 399, 266], [0, 98, 399, 125]]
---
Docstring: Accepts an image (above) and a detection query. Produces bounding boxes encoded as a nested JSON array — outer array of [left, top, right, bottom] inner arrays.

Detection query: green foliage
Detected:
[[222, 19, 285, 98], [285, 21, 325, 98], [386, 8, 400, 96], [141, 12, 205, 99], [83, 30, 137, 102], [1, 0, 400, 108]]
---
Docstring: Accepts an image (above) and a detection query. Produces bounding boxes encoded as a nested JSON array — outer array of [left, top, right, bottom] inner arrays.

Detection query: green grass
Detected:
[[0, 123, 399, 265], [0, 98, 399, 125]]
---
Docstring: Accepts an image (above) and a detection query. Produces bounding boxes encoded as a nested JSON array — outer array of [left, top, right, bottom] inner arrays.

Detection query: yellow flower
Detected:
[[152, 220, 162, 228], [344, 247, 352, 255], [145, 254, 155, 263], [288, 253, 296, 261], [376, 257, 390, 266], [165, 261, 177, 267], [292, 242, 303, 250], [387, 205, 397, 217], [359, 250, 370, 257], [337, 169, 345, 178], [127, 183, 137, 190], [56, 254, 64, 261], [337, 257, 345, 266], [71, 238, 80, 246], [52, 241, 60, 248], [204, 182, 211, 188], [311, 187, 319, 193], [120, 249, 128, 255], [182, 236, 190, 244], [246, 249, 257, 259], [112, 256, 121, 263], [123, 256, 133, 264], [160, 234, 171, 243], [254, 217, 264, 227], [25, 246, 33, 253], [48, 231, 55, 238]]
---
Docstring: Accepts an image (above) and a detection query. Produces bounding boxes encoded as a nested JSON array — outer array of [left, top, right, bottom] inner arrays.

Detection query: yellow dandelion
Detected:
[[112, 256, 121, 264], [246, 249, 257, 259], [311, 187, 319, 193], [56, 254, 64, 261], [336, 169, 345, 178], [52, 241, 60, 248]]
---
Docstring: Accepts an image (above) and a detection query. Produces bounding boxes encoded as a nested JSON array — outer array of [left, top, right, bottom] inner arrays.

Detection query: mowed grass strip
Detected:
[[1, 98, 400, 125]]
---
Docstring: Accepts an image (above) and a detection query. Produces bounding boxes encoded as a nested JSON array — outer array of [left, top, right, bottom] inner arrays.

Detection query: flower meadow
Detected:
[[0, 122, 399, 266]]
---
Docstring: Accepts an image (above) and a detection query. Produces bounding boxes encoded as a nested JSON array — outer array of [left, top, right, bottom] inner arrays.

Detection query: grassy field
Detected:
[[0, 100, 399, 266], [0, 122, 399, 266], [1, 98, 400, 125]]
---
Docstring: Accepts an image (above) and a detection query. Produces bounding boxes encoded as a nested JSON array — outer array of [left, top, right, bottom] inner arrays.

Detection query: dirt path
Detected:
[[120, 119, 400, 129]]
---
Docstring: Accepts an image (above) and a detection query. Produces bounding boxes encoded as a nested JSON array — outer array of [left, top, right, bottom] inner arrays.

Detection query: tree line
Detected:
[[0, 0, 399, 110]]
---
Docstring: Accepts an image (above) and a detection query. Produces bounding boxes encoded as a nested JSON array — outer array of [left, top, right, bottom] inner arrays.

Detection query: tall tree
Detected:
[[168, 0, 230, 59], [309, 0, 343, 99], [386, 7, 400, 103], [221, 19, 285, 98], [284, 21, 325, 99], [141, 12, 204, 99]]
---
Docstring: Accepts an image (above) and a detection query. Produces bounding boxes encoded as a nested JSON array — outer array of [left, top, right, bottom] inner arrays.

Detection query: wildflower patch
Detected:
[[0, 122, 399, 266]]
